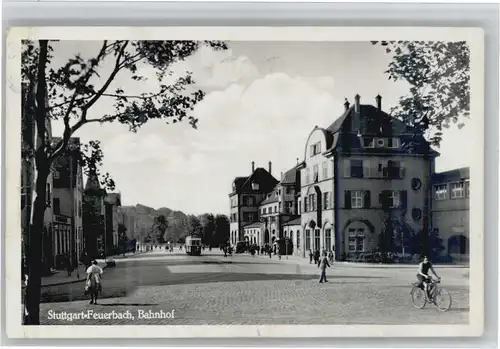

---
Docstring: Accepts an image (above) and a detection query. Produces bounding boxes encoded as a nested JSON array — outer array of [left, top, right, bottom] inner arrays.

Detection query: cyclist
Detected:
[[417, 255, 440, 299]]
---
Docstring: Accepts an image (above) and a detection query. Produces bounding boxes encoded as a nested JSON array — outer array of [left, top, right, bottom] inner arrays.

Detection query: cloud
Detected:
[[170, 45, 260, 89]]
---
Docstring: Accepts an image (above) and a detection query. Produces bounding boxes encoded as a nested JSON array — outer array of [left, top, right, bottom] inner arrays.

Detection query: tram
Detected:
[[185, 236, 202, 256]]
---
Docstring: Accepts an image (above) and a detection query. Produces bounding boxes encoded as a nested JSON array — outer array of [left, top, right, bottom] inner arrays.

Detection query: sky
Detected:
[[48, 41, 473, 215]]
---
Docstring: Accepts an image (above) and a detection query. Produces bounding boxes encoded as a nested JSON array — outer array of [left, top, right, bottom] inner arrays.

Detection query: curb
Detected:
[[39, 251, 151, 287], [40, 264, 109, 288]]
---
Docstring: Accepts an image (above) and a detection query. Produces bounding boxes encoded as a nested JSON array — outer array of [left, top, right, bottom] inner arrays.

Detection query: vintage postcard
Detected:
[[5, 26, 484, 338]]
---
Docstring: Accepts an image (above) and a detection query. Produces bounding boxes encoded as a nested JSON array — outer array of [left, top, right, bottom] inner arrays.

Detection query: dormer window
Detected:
[[310, 142, 321, 157], [251, 181, 259, 191]]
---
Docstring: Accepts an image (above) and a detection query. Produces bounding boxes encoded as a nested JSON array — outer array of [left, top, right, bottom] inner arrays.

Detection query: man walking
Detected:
[[318, 251, 331, 283]]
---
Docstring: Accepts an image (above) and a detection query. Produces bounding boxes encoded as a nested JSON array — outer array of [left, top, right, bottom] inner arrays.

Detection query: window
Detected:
[[274, 206, 277, 213], [78, 202, 82, 217], [309, 194, 316, 211], [278, 202, 282, 212], [305, 229, 311, 250], [323, 192, 331, 210], [278, 189, 281, 196], [322, 162, 328, 180], [296, 230, 300, 249], [466, 180, 470, 197], [451, 182, 465, 199], [434, 184, 448, 200], [298, 200, 302, 214], [304, 197, 309, 212], [313, 165, 319, 182], [263, 208, 267, 214], [350, 159, 363, 178], [388, 137, 400, 148], [285, 186, 292, 195], [351, 190, 364, 208], [348, 228, 365, 252], [305, 168, 311, 184], [310, 142, 321, 157], [314, 229, 321, 251], [244, 196, 255, 206], [376, 138, 386, 147], [325, 229, 332, 251], [343, 159, 351, 178], [388, 191, 400, 208], [53, 198, 60, 215]]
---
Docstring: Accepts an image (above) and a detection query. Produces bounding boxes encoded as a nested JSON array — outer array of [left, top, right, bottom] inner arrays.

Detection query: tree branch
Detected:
[[49, 41, 128, 163]]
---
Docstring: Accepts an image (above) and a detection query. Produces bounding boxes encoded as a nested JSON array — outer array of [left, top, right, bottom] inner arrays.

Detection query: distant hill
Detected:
[[117, 205, 189, 243]]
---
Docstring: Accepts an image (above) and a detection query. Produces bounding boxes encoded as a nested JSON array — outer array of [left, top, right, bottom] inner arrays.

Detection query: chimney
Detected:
[[344, 98, 350, 111], [376, 94, 382, 110], [352, 94, 361, 134], [354, 94, 361, 113], [252, 161, 255, 172], [268, 161, 272, 174]]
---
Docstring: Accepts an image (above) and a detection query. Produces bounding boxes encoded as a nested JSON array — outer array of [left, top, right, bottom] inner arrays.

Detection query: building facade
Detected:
[[229, 162, 278, 245], [431, 167, 470, 263], [228, 94, 470, 263], [104, 193, 122, 249], [51, 137, 84, 267]]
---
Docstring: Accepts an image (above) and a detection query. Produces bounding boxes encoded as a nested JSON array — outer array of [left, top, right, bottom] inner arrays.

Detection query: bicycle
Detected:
[[410, 277, 452, 312]]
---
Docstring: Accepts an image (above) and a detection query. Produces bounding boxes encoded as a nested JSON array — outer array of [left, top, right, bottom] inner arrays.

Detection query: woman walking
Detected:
[[86, 260, 103, 305]]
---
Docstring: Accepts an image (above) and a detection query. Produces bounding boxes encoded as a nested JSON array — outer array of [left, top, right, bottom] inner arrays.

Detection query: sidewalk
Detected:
[[40, 251, 147, 287], [254, 252, 469, 269]]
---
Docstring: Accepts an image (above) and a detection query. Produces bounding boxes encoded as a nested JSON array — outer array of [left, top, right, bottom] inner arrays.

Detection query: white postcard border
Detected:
[[4, 26, 484, 338]]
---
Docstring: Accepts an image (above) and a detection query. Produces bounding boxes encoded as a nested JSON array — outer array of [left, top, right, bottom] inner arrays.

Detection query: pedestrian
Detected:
[[85, 260, 103, 305], [328, 250, 334, 264], [309, 249, 313, 264], [65, 254, 73, 277], [314, 249, 320, 264], [318, 251, 331, 283]]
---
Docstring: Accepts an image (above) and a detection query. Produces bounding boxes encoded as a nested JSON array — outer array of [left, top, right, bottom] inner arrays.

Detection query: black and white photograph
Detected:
[[5, 27, 484, 338]]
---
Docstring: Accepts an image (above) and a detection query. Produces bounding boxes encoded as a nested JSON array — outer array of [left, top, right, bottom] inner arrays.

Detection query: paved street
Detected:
[[39, 250, 469, 325]]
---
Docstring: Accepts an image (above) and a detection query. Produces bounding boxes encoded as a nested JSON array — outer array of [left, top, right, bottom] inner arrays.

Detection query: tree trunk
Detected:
[[25, 169, 49, 325], [25, 40, 49, 325]]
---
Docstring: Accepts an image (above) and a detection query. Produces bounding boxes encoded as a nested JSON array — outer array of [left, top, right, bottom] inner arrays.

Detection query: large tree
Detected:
[[373, 40, 470, 256], [213, 214, 230, 247], [186, 215, 203, 237], [371, 41, 470, 147], [22, 39, 227, 324], [152, 214, 169, 244], [199, 213, 216, 245]]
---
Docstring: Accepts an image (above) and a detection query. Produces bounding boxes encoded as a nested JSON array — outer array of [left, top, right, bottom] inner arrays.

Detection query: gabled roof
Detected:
[[432, 167, 470, 183], [280, 164, 301, 185], [260, 189, 279, 205], [230, 167, 278, 195]]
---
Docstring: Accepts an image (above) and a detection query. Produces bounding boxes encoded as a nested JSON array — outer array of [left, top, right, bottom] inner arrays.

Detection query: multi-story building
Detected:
[[52, 137, 84, 267], [431, 167, 469, 262], [298, 95, 437, 260], [241, 164, 301, 247], [229, 162, 278, 245], [228, 94, 470, 263]]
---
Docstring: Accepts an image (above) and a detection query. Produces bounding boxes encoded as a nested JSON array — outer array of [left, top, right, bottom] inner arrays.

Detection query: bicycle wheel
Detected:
[[411, 286, 427, 309], [433, 287, 452, 312]]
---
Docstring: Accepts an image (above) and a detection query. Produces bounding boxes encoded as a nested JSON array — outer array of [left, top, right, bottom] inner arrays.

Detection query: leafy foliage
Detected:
[[23, 39, 227, 324], [186, 214, 203, 237], [371, 40, 470, 147], [22, 39, 228, 187], [152, 214, 169, 244]]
